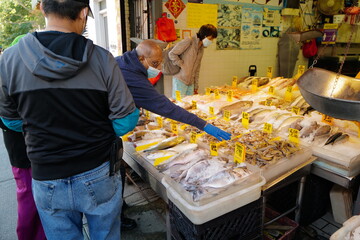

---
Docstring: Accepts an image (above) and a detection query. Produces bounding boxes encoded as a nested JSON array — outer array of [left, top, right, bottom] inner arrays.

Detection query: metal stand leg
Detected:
[[295, 176, 307, 223], [166, 207, 171, 240], [262, 196, 266, 228]]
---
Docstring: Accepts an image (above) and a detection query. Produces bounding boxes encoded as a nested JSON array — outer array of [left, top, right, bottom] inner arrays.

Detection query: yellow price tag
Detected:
[[268, 86, 275, 95], [145, 110, 150, 119], [232, 76, 238, 87], [154, 155, 174, 166], [234, 142, 245, 163], [192, 100, 197, 109], [206, 88, 211, 95], [180, 124, 188, 130], [267, 67, 273, 78], [242, 112, 249, 129], [122, 133, 132, 142], [171, 123, 178, 134], [292, 106, 300, 115], [156, 117, 163, 128], [224, 110, 231, 121], [227, 90, 233, 102], [190, 131, 197, 143], [210, 142, 218, 156], [252, 79, 258, 92], [322, 114, 334, 125], [135, 141, 160, 151], [285, 86, 293, 102], [209, 106, 214, 115], [289, 128, 300, 144], [265, 98, 273, 106], [263, 122, 273, 134], [298, 65, 305, 75], [175, 90, 182, 102], [214, 89, 220, 99]]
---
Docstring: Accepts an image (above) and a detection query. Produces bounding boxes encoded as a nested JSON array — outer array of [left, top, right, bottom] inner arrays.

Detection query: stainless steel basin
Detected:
[[297, 67, 360, 121]]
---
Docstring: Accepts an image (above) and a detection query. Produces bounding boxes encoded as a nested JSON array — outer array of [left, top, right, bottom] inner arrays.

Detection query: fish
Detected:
[[143, 136, 185, 152], [250, 109, 273, 122], [181, 159, 227, 184], [300, 121, 319, 138], [157, 148, 208, 172], [332, 134, 349, 145], [219, 101, 253, 115], [290, 95, 304, 107], [277, 116, 304, 130], [324, 132, 343, 145], [128, 129, 173, 142], [314, 125, 331, 137]]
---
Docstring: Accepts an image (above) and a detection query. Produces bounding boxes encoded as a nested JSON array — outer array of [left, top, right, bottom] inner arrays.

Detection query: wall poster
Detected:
[[216, 4, 242, 50], [262, 9, 281, 38], [240, 7, 263, 49], [187, 3, 218, 29]]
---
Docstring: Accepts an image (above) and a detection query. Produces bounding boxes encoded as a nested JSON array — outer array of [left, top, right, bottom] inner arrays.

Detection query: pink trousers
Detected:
[[12, 167, 46, 240]]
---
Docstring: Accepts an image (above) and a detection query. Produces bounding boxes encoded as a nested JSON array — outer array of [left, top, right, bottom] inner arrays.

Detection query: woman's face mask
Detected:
[[202, 37, 213, 47]]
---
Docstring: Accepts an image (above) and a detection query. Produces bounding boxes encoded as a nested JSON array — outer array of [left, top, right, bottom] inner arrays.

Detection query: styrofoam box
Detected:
[[163, 162, 262, 206], [162, 176, 265, 225], [331, 215, 360, 240]]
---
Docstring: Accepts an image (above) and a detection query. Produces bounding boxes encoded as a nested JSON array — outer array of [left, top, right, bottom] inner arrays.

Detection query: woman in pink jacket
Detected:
[[169, 24, 217, 97]]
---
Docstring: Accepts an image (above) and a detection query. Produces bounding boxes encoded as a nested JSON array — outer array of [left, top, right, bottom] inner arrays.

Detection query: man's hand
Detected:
[[204, 124, 231, 141]]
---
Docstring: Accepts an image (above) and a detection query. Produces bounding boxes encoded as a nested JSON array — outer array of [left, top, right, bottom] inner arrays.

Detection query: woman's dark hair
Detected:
[[42, 0, 88, 20], [197, 24, 217, 40]]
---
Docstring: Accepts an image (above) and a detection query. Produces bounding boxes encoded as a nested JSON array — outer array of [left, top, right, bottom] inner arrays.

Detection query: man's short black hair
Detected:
[[197, 24, 218, 41], [41, 0, 90, 20]]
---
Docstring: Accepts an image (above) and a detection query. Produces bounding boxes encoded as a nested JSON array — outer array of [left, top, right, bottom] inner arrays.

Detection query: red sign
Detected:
[[165, 0, 186, 19]]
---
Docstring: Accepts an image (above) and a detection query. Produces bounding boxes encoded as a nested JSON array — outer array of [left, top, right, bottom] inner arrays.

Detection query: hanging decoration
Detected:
[[165, 0, 186, 19]]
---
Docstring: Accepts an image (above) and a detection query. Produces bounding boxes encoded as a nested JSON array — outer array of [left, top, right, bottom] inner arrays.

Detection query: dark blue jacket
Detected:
[[116, 50, 206, 130]]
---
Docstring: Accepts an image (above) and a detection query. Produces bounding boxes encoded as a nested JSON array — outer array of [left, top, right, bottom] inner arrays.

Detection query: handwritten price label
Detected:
[[171, 123, 178, 134], [190, 131, 197, 143], [298, 65, 305, 75], [206, 88, 211, 95], [322, 115, 334, 125], [289, 128, 300, 144], [227, 90, 233, 102], [145, 110, 150, 119], [292, 106, 300, 115], [242, 112, 249, 129], [156, 117, 163, 128], [234, 142, 245, 163], [265, 98, 273, 106], [192, 100, 197, 109], [268, 86, 275, 95], [263, 122, 273, 134], [209, 106, 214, 115], [224, 110, 231, 121], [214, 89, 220, 99], [175, 90, 182, 102], [252, 79, 258, 92], [232, 76, 238, 87], [285, 86, 293, 102], [267, 66, 273, 78], [210, 142, 218, 156]]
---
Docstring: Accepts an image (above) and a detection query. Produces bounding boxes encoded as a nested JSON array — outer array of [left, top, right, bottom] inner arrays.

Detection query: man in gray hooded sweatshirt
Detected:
[[0, 0, 139, 239]]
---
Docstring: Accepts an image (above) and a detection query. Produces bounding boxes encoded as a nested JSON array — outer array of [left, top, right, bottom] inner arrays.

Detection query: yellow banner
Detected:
[[187, 3, 218, 28]]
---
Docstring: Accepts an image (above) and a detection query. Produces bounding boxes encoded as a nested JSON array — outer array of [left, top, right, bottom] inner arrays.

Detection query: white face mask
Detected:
[[145, 58, 161, 78], [202, 37, 213, 47]]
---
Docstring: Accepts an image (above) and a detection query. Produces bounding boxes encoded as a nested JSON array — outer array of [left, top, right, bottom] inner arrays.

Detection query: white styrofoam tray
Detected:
[[162, 176, 265, 225]]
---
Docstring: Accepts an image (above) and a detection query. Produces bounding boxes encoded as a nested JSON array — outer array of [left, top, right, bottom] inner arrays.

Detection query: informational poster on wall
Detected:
[[187, 3, 218, 29], [217, 4, 242, 50], [240, 7, 263, 49], [262, 8, 281, 38]]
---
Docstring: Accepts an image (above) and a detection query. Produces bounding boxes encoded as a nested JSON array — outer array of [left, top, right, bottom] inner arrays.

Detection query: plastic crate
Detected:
[[169, 198, 263, 240], [263, 208, 299, 240]]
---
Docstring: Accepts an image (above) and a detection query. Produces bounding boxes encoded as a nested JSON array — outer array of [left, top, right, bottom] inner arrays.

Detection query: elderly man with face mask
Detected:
[[116, 40, 231, 141], [0, 0, 139, 239]]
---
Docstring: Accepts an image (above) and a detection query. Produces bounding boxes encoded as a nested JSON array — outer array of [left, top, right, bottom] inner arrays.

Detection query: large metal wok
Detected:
[[297, 68, 360, 121]]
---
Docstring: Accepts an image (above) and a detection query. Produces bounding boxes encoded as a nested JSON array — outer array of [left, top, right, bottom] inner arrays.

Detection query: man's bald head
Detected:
[[136, 40, 163, 70]]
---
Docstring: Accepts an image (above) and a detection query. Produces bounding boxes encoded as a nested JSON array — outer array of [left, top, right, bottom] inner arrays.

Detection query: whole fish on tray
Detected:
[[143, 136, 186, 152]]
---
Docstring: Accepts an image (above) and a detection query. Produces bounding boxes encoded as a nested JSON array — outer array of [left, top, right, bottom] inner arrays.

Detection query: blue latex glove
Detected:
[[204, 124, 231, 141]]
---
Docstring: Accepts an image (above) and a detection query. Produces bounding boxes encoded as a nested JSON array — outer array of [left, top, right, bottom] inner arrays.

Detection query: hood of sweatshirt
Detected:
[[17, 32, 94, 81]]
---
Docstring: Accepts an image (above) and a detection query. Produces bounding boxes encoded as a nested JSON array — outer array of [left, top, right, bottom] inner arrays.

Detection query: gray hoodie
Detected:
[[0, 32, 136, 180]]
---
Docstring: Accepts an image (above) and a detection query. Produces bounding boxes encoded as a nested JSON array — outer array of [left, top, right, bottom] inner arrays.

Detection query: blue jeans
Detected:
[[172, 77, 194, 99], [32, 161, 122, 240]]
